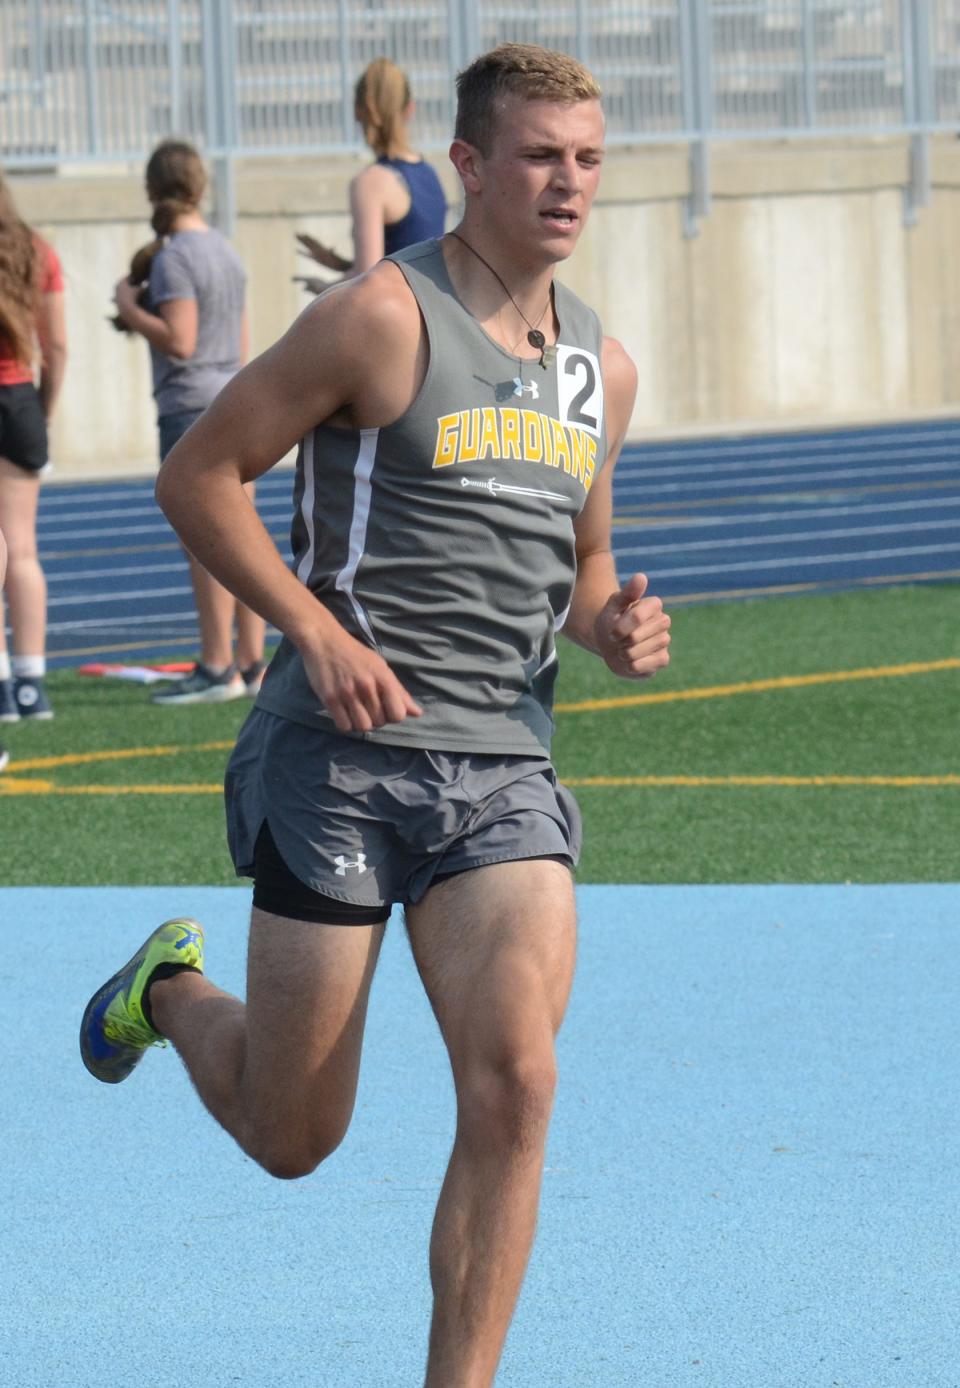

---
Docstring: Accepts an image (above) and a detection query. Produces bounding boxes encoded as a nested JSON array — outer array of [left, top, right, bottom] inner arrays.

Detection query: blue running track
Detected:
[[30, 416, 960, 668], [2, 883, 957, 1387]]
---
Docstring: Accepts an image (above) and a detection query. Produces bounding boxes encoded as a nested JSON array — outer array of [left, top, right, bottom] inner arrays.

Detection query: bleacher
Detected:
[[1, 0, 958, 168]]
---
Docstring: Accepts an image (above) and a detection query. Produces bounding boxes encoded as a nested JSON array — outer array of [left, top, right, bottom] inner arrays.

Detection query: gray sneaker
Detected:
[[0, 679, 18, 723], [150, 662, 245, 706], [240, 660, 267, 697]]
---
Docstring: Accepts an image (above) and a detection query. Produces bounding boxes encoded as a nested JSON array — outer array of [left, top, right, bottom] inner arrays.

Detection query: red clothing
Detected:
[[0, 236, 64, 386]]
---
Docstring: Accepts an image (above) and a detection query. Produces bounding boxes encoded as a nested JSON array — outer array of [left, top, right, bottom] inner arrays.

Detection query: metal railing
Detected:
[[1, 1, 957, 225]]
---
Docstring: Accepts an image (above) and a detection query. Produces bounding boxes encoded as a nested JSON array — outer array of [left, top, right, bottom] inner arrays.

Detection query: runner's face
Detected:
[[480, 96, 605, 262]]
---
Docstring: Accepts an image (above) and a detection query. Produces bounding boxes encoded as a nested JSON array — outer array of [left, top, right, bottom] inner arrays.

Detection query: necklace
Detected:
[[448, 231, 556, 371]]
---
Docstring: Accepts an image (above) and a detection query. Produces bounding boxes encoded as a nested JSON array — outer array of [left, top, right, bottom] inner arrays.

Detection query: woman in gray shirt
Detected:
[[113, 139, 266, 704]]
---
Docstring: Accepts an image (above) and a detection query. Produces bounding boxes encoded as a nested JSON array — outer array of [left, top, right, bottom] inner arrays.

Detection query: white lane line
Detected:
[[39, 473, 296, 507], [45, 562, 188, 583], [46, 612, 197, 633], [618, 424, 960, 462], [39, 521, 290, 542], [615, 442, 960, 480], [46, 586, 194, 608], [612, 494, 960, 532], [38, 498, 290, 527], [613, 517, 960, 557], [634, 543, 960, 578], [613, 460, 960, 494]]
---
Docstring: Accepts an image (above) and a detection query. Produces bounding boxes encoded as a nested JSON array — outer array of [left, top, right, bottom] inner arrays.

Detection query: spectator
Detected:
[[0, 171, 66, 723], [113, 139, 266, 704], [295, 57, 446, 292]]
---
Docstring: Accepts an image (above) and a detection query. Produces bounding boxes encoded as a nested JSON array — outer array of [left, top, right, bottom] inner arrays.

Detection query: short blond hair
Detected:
[[455, 43, 601, 154]]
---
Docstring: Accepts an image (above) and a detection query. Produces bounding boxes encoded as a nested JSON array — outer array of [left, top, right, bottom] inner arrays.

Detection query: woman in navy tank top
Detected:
[[295, 58, 446, 293]]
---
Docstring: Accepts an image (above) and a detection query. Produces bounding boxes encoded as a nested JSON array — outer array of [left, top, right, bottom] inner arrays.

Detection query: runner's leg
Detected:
[[0, 457, 45, 655], [405, 858, 577, 1388], [150, 908, 385, 1178]]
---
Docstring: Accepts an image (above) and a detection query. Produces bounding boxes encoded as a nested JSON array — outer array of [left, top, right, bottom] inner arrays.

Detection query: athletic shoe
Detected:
[[151, 661, 245, 705], [79, 918, 205, 1083], [0, 744, 8, 773], [241, 659, 267, 697], [0, 679, 18, 723], [14, 676, 53, 720]]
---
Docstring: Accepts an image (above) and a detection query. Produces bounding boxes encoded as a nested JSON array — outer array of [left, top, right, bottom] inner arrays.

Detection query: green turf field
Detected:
[[1, 583, 957, 885]]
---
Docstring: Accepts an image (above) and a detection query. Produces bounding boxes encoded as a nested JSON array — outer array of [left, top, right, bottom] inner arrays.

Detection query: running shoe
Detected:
[[14, 676, 53, 720], [0, 679, 18, 723], [79, 918, 205, 1083], [151, 662, 245, 705], [241, 659, 267, 697], [0, 744, 8, 773]]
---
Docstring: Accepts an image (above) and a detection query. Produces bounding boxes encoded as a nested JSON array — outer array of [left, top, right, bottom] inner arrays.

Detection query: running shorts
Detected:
[[0, 383, 48, 473], [225, 708, 582, 915]]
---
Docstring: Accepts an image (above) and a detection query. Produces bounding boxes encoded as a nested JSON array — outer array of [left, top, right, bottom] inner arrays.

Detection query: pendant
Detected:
[[527, 329, 546, 352]]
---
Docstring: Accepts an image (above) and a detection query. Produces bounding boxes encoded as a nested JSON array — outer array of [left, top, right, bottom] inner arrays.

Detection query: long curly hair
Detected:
[[0, 172, 40, 367]]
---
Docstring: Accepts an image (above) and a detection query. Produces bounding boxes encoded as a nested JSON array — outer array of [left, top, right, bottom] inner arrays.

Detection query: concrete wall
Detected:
[[11, 134, 960, 480]]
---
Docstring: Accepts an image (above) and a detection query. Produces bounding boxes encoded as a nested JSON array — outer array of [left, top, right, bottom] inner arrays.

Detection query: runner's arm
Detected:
[[155, 268, 424, 731], [565, 337, 671, 680]]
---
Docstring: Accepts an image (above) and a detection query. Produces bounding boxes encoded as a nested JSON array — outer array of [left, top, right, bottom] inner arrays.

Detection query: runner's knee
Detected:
[[457, 1048, 558, 1155], [246, 1110, 352, 1180]]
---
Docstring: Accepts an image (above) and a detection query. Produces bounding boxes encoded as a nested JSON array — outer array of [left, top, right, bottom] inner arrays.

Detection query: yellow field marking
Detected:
[[565, 774, 960, 788], [0, 776, 57, 794], [662, 569, 960, 605], [555, 657, 960, 713], [0, 779, 222, 795], [9, 739, 234, 773], [3, 773, 957, 796], [2, 657, 957, 796]]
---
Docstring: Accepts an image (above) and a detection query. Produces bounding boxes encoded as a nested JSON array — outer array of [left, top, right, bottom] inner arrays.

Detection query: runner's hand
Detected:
[[301, 626, 422, 732], [593, 572, 671, 680]]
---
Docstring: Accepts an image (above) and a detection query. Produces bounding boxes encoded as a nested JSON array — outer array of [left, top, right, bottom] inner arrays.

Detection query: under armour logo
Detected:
[[334, 853, 367, 876], [512, 377, 540, 399]]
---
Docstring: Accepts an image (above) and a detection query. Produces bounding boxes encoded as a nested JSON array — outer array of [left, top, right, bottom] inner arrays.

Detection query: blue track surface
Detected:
[[33, 416, 960, 667], [3, 883, 957, 1387]]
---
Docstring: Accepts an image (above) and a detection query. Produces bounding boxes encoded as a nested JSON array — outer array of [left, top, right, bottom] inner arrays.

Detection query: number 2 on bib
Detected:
[[556, 346, 603, 438]]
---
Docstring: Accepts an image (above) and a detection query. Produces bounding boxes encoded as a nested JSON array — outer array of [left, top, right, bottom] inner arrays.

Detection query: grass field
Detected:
[[1, 583, 957, 885]]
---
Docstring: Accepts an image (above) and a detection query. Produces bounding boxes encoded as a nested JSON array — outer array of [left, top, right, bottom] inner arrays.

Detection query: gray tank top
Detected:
[[257, 238, 608, 755]]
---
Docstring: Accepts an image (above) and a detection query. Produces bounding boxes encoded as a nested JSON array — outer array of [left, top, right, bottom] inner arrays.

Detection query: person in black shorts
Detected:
[[0, 525, 8, 770], [0, 171, 67, 723], [81, 44, 671, 1387]]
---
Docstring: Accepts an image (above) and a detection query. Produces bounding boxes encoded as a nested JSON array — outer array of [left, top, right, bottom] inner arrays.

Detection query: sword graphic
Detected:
[[459, 476, 567, 502]]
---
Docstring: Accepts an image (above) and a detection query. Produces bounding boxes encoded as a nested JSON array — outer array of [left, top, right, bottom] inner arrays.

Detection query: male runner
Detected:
[[81, 43, 671, 1387]]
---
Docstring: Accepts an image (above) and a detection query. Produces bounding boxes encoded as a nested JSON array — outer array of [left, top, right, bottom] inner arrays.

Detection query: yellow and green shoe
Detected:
[[80, 919, 204, 1083]]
